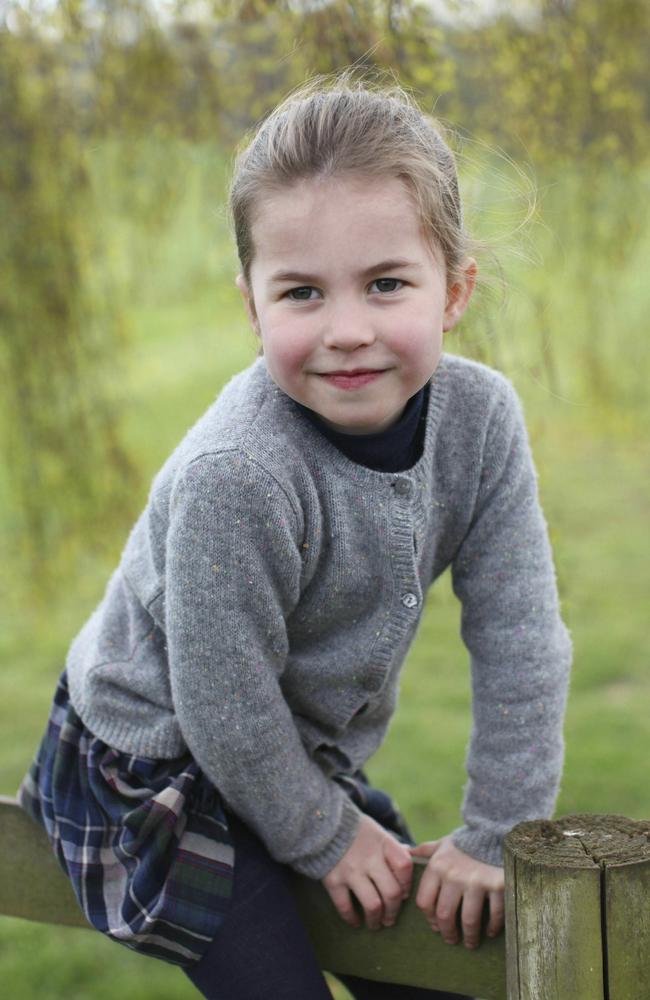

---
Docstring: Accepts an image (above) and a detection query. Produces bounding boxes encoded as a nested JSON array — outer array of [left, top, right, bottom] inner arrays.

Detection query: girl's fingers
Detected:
[[414, 863, 442, 929], [459, 887, 486, 949], [350, 877, 385, 931], [409, 840, 440, 860], [369, 866, 407, 927], [434, 881, 463, 945], [385, 842, 414, 899], [326, 883, 361, 928], [487, 888, 505, 938], [410, 835, 505, 946]]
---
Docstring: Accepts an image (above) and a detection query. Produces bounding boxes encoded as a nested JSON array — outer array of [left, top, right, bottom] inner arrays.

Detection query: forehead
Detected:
[[249, 174, 432, 274]]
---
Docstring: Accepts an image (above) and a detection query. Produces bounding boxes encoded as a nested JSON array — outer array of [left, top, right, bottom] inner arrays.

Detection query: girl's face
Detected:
[[237, 174, 475, 435]]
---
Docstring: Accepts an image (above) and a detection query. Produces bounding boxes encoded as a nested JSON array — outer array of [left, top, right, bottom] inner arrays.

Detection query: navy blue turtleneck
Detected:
[[294, 382, 430, 472]]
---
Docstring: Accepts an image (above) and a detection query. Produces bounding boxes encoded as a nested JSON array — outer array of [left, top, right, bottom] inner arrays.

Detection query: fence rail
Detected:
[[1, 796, 648, 999]]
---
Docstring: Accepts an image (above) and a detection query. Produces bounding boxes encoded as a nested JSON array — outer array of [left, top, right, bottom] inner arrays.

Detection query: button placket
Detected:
[[390, 479, 420, 611]]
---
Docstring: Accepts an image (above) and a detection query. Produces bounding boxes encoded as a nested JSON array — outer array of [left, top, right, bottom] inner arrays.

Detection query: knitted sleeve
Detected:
[[450, 380, 572, 866], [165, 450, 361, 879]]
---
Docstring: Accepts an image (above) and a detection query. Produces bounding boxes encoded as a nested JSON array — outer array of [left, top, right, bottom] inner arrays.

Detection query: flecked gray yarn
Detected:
[[66, 353, 572, 878]]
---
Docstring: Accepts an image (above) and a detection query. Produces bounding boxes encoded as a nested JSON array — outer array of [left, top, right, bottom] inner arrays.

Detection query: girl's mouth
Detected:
[[319, 370, 385, 390]]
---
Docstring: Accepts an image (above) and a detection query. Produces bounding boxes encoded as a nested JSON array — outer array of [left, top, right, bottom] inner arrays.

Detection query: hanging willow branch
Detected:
[[0, 27, 137, 590]]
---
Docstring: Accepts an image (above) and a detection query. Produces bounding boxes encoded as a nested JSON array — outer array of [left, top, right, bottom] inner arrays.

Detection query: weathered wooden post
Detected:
[[504, 813, 650, 1000]]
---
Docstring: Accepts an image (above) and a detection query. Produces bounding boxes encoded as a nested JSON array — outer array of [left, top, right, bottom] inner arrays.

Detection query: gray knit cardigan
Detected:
[[66, 353, 572, 878]]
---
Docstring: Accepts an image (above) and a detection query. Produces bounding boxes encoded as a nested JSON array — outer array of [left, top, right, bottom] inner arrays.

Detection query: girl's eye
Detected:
[[372, 278, 403, 293], [287, 286, 319, 301]]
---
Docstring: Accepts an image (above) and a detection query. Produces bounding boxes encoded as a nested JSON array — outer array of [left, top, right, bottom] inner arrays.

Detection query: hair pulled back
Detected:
[[229, 74, 471, 288]]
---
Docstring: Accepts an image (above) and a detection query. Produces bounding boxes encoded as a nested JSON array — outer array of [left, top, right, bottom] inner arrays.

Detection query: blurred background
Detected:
[[1, 1, 648, 996]]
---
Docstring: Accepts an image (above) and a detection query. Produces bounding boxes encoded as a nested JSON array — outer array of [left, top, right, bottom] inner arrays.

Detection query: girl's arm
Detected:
[[451, 377, 572, 862], [165, 450, 360, 880], [419, 376, 572, 944]]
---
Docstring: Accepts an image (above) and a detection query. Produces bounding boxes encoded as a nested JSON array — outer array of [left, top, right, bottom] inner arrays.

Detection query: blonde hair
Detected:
[[229, 74, 473, 288]]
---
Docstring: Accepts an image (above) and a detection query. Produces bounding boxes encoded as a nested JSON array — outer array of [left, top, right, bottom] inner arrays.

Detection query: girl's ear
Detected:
[[443, 258, 477, 332], [235, 274, 260, 336]]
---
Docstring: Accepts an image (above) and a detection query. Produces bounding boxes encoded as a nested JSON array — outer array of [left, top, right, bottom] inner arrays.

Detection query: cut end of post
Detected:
[[504, 814, 650, 1000], [505, 813, 650, 869]]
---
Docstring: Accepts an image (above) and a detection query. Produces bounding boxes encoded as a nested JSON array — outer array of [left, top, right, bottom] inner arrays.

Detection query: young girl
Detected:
[[19, 78, 572, 1000]]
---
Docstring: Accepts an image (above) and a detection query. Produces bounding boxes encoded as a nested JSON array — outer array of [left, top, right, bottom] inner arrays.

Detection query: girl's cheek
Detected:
[[268, 324, 312, 369]]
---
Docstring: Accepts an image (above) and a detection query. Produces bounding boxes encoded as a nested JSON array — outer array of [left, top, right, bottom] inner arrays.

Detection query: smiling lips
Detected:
[[319, 369, 386, 390]]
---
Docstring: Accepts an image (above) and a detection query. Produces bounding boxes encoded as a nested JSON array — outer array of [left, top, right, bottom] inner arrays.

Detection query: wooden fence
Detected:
[[1, 797, 648, 998]]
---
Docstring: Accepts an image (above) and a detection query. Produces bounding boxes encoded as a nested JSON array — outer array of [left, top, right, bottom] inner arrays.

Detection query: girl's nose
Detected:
[[322, 306, 376, 350]]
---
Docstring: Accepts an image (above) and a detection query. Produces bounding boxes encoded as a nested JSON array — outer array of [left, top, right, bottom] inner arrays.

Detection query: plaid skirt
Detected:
[[18, 670, 413, 969]]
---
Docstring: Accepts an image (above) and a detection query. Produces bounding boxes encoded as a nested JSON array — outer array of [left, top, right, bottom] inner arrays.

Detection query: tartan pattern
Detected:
[[18, 673, 415, 969], [18, 672, 234, 967]]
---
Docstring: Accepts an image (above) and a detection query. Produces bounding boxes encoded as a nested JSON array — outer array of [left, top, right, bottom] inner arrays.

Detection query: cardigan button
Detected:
[[393, 478, 412, 497], [401, 592, 419, 609]]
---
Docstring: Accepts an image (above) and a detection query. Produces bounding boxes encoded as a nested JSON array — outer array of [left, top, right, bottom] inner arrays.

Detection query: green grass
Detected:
[[1, 141, 648, 998]]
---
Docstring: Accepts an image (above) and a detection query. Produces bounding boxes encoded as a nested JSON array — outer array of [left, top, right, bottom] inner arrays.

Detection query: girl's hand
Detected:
[[410, 835, 504, 949], [321, 815, 414, 930]]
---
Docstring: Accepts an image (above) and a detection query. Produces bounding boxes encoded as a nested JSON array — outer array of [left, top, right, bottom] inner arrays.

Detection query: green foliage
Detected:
[[0, 0, 647, 595], [0, 0, 646, 599], [436, 0, 650, 167], [0, 26, 137, 596], [3, 0, 649, 156]]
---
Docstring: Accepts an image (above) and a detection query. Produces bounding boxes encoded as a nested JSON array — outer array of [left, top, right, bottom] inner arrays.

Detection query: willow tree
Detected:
[[2, 0, 647, 601], [0, 21, 136, 595], [437, 0, 650, 410]]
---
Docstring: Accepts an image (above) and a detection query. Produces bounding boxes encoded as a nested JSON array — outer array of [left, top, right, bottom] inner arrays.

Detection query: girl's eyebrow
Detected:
[[268, 259, 422, 286]]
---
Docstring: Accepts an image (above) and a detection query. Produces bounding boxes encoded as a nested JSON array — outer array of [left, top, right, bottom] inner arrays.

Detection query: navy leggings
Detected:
[[184, 813, 471, 1000]]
